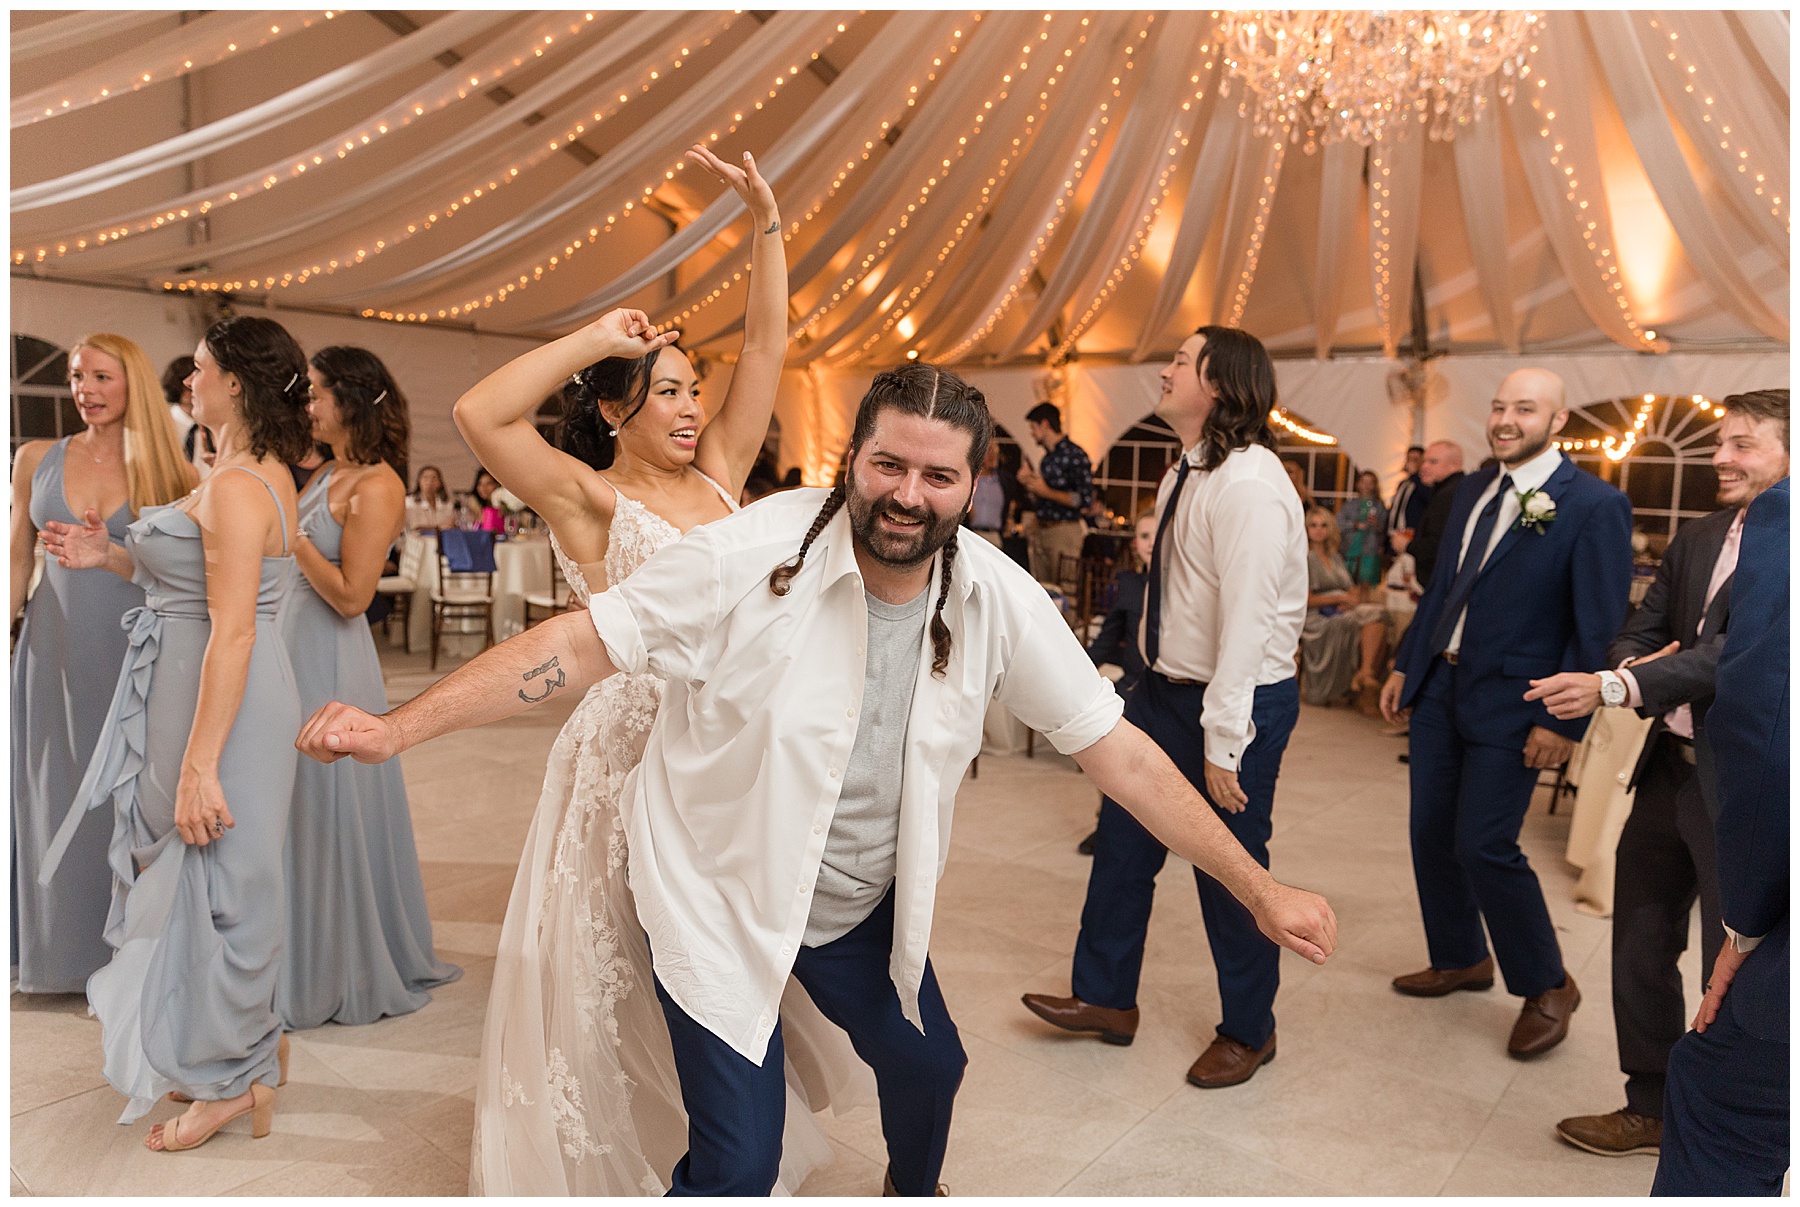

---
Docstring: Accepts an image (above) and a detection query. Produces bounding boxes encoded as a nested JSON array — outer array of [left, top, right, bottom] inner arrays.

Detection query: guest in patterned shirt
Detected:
[[1018, 401, 1094, 591]]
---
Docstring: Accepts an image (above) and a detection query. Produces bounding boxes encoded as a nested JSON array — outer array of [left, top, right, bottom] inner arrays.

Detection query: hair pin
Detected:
[[371, 389, 388, 406], [285, 372, 300, 392]]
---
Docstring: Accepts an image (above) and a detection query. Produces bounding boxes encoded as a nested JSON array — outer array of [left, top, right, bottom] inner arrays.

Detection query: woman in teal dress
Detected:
[[1334, 469, 1388, 588], [11, 333, 195, 993], [278, 345, 460, 1029], [42, 316, 316, 1153]]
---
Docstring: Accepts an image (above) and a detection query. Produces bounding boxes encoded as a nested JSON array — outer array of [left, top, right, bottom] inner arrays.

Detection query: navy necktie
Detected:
[[1140, 457, 1192, 670], [1427, 473, 1512, 658]]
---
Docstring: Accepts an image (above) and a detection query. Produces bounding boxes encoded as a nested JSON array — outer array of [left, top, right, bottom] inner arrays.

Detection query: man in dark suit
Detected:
[[1387, 444, 1429, 551], [1380, 367, 1632, 1056], [1526, 389, 1789, 1156], [1406, 440, 1466, 589], [1653, 474, 1789, 1195]]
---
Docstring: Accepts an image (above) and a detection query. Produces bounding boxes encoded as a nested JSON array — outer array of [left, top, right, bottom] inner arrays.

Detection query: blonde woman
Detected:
[[11, 333, 195, 993], [1300, 505, 1390, 705]]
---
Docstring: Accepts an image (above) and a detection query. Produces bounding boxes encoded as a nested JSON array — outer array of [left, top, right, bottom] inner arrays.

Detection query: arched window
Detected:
[[1554, 393, 1723, 551], [11, 335, 75, 460], [1093, 410, 1362, 522]]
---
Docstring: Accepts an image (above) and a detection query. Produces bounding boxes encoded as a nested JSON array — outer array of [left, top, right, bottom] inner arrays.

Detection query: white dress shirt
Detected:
[[1141, 443, 1307, 768], [1445, 444, 1564, 655], [587, 489, 1124, 1062]]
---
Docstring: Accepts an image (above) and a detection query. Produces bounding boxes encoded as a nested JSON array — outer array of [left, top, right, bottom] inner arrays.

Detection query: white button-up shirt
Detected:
[[1142, 443, 1307, 767], [587, 488, 1124, 1062], [1445, 444, 1564, 655]]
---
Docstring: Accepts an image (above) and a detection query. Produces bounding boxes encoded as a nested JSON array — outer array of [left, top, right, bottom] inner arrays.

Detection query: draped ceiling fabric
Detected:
[[12, 9, 1789, 483]]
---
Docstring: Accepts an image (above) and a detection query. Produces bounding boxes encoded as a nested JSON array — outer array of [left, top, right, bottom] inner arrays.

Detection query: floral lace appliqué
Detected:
[[545, 1047, 611, 1161]]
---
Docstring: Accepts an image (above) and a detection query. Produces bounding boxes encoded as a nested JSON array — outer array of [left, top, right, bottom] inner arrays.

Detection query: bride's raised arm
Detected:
[[686, 146, 788, 498], [451, 310, 675, 534]]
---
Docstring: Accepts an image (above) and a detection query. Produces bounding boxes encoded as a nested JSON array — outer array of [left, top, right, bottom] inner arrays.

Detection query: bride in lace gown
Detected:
[[454, 147, 870, 1195]]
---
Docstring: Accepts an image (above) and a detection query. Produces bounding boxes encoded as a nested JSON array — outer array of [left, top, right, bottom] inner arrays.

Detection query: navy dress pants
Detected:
[[1652, 1004, 1789, 1196], [1070, 672, 1299, 1050], [655, 890, 967, 1196], [1406, 658, 1566, 997]]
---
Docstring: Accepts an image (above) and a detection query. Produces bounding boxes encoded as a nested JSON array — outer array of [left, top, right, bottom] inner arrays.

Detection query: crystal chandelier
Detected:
[[1217, 11, 1540, 148]]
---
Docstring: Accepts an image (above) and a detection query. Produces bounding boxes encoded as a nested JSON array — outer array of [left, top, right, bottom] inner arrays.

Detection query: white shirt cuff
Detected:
[[1202, 725, 1252, 769], [1615, 665, 1643, 709], [1724, 923, 1765, 954], [587, 590, 647, 676]]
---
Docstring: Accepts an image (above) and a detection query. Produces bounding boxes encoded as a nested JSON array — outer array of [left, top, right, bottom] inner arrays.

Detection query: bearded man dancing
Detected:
[[299, 364, 1337, 1196]]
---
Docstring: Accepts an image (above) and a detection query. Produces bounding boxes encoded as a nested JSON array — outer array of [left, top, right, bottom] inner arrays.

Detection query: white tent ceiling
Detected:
[[10, 9, 1791, 480]]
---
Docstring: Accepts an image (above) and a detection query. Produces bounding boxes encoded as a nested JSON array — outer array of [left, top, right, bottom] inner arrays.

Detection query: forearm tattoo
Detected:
[[517, 655, 566, 703], [765, 220, 779, 235]]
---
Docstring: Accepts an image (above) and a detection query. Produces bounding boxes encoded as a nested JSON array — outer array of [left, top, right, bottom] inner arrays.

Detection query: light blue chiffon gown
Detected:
[[42, 466, 299, 1122], [12, 439, 142, 992], [277, 465, 459, 1029]]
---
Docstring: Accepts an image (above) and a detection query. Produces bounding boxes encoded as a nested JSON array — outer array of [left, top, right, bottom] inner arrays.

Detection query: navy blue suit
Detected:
[[1655, 478, 1789, 1197], [1394, 457, 1632, 995]]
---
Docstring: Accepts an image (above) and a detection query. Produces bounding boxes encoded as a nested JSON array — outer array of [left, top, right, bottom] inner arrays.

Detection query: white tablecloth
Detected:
[[396, 532, 553, 656], [1563, 708, 1654, 917]]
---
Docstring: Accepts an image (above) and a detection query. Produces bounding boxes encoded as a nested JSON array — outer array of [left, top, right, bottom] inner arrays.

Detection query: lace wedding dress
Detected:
[[469, 477, 873, 1195]]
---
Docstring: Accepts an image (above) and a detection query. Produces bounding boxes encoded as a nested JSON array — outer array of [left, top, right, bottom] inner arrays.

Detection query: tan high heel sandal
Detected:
[[166, 1032, 287, 1104], [153, 1083, 274, 1152]]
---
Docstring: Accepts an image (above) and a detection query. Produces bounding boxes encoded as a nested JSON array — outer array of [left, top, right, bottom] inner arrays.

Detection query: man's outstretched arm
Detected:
[[297, 610, 617, 764], [1072, 720, 1339, 965]]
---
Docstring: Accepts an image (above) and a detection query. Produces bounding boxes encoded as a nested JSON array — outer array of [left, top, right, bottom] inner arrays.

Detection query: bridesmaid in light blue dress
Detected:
[[41, 316, 316, 1153], [279, 346, 459, 1029], [10, 334, 196, 993]]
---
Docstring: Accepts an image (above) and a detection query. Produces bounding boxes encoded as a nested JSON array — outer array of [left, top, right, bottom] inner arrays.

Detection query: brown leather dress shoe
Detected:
[[1391, 956, 1496, 997], [1508, 972, 1580, 1057], [1186, 1032, 1276, 1088], [1020, 993, 1139, 1045], [882, 1167, 948, 1196], [1555, 1108, 1661, 1156]]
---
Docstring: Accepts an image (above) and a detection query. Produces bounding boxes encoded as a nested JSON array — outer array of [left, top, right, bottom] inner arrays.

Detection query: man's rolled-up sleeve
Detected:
[[995, 588, 1124, 755], [586, 525, 722, 684]]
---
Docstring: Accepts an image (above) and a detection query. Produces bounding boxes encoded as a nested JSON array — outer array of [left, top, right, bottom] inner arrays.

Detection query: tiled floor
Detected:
[[11, 646, 1691, 1195]]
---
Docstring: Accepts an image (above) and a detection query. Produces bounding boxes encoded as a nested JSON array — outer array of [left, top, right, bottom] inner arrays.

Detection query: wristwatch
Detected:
[[1597, 670, 1627, 708]]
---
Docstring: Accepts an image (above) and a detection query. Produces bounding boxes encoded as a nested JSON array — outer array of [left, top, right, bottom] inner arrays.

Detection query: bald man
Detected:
[[1408, 440, 1467, 589], [1380, 368, 1632, 1057]]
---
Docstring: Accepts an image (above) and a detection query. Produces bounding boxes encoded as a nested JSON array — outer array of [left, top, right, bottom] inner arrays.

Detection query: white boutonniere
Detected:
[[1515, 487, 1556, 534]]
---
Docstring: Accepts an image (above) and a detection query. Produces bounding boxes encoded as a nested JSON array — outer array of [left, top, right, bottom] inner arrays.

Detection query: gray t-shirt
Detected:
[[803, 586, 930, 946]]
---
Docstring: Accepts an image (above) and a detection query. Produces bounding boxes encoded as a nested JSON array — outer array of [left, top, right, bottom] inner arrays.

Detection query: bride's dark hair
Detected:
[[555, 351, 663, 470]]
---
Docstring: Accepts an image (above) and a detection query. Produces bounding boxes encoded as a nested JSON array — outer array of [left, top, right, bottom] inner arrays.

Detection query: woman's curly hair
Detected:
[[309, 345, 410, 482], [202, 315, 315, 464]]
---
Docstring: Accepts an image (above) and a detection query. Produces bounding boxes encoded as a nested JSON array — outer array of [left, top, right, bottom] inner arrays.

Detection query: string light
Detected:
[[1524, 43, 1658, 351], [15, 12, 341, 126], [656, 21, 978, 337], [1049, 61, 1210, 365], [1552, 394, 1726, 458], [25, 11, 622, 264], [156, 20, 811, 307], [1228, 139, 1286, 327], [1270, 406, 1336, 445], [780, 15, 1076, 364], [1645, 17, 1785, 232], [404, 24, 852, 320]]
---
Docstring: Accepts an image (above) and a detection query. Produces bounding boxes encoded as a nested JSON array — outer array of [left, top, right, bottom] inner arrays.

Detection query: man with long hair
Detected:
[[298, 362, 1337, 1195], [1023, 326, 1310, 1090]]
